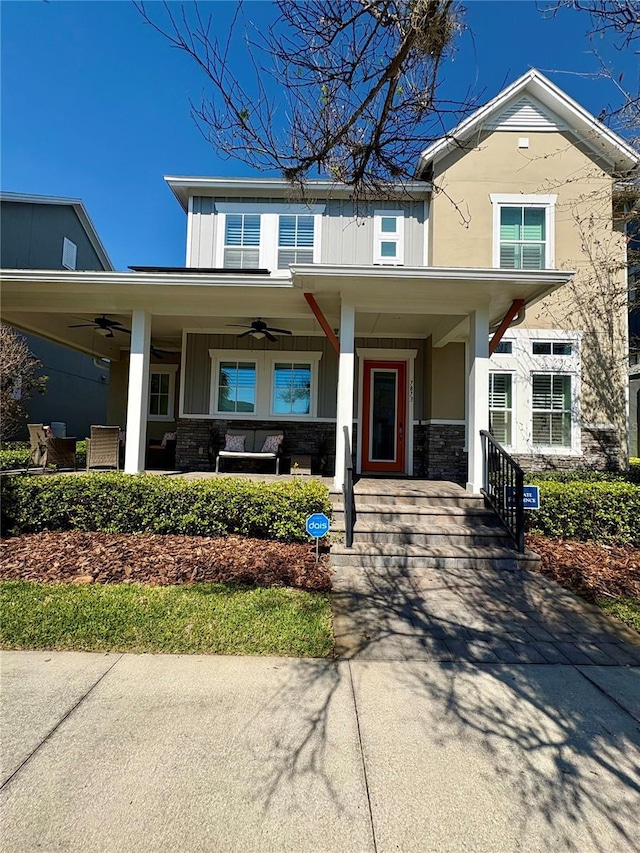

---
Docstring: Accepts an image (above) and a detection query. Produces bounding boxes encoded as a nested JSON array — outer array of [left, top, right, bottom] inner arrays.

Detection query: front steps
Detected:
[[331, 479, 534, 571]]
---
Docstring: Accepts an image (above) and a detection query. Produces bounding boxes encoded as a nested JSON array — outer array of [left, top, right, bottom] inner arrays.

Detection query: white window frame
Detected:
[[488, 329, 582, 455], [62, 237, 77, 270], [373, 210, 405, 265], [214, 203, 324, 274], [490, 194, 557, 269], [148, 365, 178, 422], [208, 349, 322, 420], [531, 372, 574, 450], [222, 212, 262, 270], [488, 371, 515, 449]]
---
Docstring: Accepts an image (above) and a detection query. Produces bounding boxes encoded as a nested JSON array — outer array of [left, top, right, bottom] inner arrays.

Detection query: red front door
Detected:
[[361, 360, 407, 474]]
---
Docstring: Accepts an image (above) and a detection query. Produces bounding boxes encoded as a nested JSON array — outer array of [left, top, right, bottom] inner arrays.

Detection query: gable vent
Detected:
[[486, 96, 569, 132], [62, 237, 77, 270]]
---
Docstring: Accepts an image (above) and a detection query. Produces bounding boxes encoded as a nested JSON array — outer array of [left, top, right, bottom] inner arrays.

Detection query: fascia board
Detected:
[[164, 175, 432, 211], [0, 192, 114, 270], [291, 263, 574, 286], [0, 268, 295, 289], [418, 68, 639, 174]]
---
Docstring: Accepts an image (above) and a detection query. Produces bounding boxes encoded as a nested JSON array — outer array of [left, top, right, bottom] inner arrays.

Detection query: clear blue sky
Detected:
[[2, 1, 636, 270]]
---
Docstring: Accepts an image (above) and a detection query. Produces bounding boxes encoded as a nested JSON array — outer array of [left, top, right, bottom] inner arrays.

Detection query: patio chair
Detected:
[[45, 437, 77, 471], [25, 423, 47, 472], [86, 425, 120, 471]]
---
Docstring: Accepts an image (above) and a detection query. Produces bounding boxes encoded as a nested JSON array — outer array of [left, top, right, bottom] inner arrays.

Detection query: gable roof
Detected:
[[0, 191, 113, 270], [417, 69, 639, 175]]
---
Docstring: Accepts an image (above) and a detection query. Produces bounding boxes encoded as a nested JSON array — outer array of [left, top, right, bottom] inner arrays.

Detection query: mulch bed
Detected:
[[527, 534, 640, 603], [0, 532, 331, 592]]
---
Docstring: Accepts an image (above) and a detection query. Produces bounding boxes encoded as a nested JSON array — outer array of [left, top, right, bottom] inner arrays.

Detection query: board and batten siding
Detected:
[[183, 334, 338, 417], [188, 197, 428, 268], [182, 333, 426, 420]]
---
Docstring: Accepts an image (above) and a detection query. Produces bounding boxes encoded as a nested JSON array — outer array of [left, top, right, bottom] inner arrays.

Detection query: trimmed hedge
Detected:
[[0, 441, 87, 471], [0, 473, 332, 543], [525, 480, 640, 545], [525, 458, 640, 485]]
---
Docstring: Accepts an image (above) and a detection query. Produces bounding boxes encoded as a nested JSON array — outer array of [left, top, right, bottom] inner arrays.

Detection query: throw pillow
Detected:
[[261, 434, 283, 454], [224, 433, 246, 452]]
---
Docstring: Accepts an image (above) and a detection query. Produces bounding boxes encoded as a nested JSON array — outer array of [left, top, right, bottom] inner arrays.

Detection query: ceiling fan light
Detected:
[[251, 331, 266, 340], [96, 327, 111, 337]]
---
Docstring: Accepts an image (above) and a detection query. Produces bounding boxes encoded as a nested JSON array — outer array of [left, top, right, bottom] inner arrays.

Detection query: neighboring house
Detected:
[[0, 193, 113, 438], [1, 70, 638, 488]]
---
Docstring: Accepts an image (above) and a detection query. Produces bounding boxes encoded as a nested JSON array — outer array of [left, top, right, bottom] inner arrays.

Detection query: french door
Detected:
[[361, 360, 407, 474]]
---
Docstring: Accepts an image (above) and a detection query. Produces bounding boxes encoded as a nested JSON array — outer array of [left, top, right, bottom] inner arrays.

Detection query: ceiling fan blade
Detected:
[[266, 327, 292, 335], [226, 324, 252, 329], [264, 331, 278, 343], [117, 327, 132, 335], [68, 323, 96, 328], [237, 329, 254, 338]]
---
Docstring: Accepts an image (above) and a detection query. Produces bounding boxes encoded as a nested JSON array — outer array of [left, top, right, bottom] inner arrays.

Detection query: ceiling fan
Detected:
[[68, 314, 169, 358], [68, 315, 130, 339], [226, 318, 293, 342]]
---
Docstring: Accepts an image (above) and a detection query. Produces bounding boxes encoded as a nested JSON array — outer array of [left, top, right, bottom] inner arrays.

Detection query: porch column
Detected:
[[334, 301, 355, 491], [466, 307, 490, 494], [124, 310, 151, 474]]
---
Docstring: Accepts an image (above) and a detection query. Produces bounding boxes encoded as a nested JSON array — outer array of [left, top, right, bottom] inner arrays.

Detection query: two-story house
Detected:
[[1, 70, 637, 488], [0, 192, 112, 438]]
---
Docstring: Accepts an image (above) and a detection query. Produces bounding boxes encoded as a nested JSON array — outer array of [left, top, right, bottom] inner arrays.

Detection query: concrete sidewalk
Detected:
[[1, 650, 639, 852]]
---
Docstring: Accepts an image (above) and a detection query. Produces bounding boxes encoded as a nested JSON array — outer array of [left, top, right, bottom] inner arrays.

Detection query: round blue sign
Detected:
[[306, 513, 330, 538]]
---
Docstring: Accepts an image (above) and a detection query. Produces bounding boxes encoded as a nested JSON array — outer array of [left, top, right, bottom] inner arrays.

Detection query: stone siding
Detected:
[[419, 423, 467, 483], [514, 427, 623, 473], [176, 419, 336, 473]]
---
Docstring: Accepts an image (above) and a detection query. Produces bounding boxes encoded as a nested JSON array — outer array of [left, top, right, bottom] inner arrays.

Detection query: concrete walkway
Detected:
[[1, 650, 639, 852]]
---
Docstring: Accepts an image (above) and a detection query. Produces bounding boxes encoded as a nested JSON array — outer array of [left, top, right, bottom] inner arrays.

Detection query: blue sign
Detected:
[[306, 513, 330, 538], [505, 486, 540, 510]]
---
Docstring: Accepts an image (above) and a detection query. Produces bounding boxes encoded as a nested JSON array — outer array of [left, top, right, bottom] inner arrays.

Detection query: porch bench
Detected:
[[215, 429, 284, 475]]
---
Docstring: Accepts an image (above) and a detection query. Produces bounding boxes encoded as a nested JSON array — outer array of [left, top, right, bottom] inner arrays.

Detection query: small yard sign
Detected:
[[505, 485, 540, 510], [306, 513, 330, 562]]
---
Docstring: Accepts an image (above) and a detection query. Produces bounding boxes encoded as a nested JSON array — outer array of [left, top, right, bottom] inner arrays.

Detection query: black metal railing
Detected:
[[480, 430, 525, 553], [343, 425, 356, 548]]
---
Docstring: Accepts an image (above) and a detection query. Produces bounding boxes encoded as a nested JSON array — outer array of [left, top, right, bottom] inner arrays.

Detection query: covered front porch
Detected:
[[1, 264, 572, 491]]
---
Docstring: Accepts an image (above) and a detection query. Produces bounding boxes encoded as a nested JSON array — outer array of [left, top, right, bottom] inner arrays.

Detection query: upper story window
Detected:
[[224, 214, 261, 269], [278, 215, 314, 267], [490, 194, 556, 270], [374, 210, 404, 265], [215, 203, 324, 273]]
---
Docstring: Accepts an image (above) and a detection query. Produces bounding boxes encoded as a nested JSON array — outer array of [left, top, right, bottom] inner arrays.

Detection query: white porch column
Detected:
[[124, 310, 152, 474], [334, 301, 355, 491], [466, 307, 490, 494]]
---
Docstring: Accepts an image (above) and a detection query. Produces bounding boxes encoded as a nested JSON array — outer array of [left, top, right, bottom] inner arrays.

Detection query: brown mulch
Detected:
[[0, 532, 331, 592], [527, 534, 640, 603]]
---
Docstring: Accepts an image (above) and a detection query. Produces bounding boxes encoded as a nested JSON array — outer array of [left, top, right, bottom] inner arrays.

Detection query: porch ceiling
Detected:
[[1, 265, 573, 359]]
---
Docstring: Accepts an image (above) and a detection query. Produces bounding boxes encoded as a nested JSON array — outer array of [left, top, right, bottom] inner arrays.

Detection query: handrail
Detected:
[[342, 425, 356, 548], [480, 430, 525, 553]]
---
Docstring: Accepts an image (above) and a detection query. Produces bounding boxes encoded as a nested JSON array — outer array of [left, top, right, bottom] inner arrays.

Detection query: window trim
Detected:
[[208, 349, 322, 420], [490, 194, 557, 269], [148, 365, 178, 422], [373, 210, 405, 265], [214, 203, 324, 272]]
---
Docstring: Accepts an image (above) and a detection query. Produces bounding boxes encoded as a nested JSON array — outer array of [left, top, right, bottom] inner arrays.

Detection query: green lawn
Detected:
[[0, 581, 333, 657], [596, 597, 640, 633]]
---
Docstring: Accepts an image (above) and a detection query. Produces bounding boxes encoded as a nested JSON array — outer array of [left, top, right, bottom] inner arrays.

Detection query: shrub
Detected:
[[0, 473, 332, 542], [525, 461, 640, 484], [0, 441, 87, 471], [525, 480, 640, 545]]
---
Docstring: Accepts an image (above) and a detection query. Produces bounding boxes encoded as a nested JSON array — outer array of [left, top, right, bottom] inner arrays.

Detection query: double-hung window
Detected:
[[490, 194, 556, 269], [532, 374, 572, 447], [373, 210, 404, 265], [216, 360, 257, 413], [489, 373, 513, 446], [278, 215, 314, 267], [148, 366, 178, 421], [207, 349, 322, 419], [223, 214, 261, 269]]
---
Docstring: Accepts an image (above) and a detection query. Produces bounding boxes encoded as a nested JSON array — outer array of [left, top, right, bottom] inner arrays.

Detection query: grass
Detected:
[[0, 581, 334, 657], [596, 597, 640, 633]]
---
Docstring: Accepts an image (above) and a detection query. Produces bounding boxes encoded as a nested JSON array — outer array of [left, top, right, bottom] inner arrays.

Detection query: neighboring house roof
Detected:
[[417, 68, 639, 175], [165, 176, 431, 212], [0, 191, 114, 270]]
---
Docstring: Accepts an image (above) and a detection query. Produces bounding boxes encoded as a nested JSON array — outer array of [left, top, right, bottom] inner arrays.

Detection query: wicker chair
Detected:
[[45, 437, 77, 471], [86, 426, 120, 471], [26, 423, 47, 472]]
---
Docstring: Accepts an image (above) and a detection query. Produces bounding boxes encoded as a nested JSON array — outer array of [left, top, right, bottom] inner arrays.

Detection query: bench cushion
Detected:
[[224, 433, 246, 452]]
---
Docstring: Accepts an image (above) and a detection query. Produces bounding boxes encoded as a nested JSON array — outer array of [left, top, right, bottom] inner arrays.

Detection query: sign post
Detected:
[[306, 513, 330, 562]]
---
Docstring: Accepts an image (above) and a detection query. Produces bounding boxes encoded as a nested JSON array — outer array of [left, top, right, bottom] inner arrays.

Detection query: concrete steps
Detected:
[[330, 478, 526, 571]]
